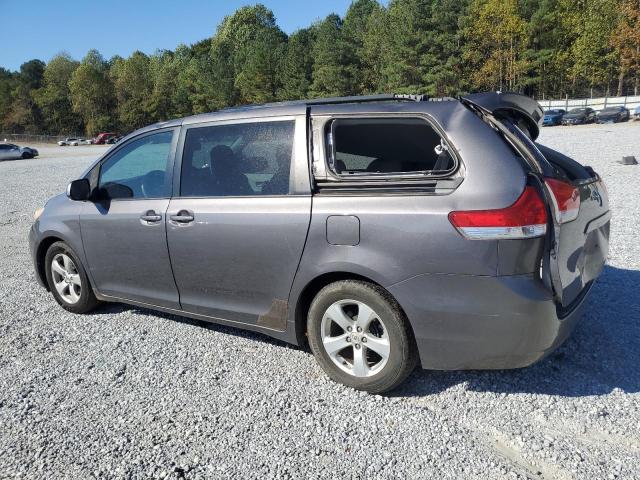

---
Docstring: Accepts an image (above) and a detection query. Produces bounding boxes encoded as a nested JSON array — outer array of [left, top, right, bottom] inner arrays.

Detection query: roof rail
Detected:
[[305, 93, 427, 106], [216, 93, 435, 114], [393, 94, 428, 102]]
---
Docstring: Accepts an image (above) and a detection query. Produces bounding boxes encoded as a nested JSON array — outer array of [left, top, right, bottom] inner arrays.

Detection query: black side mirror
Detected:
[[67, 178, 91, 201]]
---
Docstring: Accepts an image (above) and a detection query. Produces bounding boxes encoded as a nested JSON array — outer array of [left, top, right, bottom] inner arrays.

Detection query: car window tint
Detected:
[[329, 118, 455, 175], [99, 130, 173, 199], [180, 121, 294, 197]]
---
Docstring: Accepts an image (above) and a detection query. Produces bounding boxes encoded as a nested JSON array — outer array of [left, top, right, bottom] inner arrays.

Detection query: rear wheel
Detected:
[[307, 280, 417, 393], [45, 241, 98, 313]]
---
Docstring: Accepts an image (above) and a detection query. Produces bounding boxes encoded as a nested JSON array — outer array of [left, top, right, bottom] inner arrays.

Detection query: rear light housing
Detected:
[[545, 177, 580, 223], [449, 186, 548, 240]]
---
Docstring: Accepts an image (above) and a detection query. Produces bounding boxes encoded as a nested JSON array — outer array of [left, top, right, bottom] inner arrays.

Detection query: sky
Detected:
[[0, 0, 363, 71]]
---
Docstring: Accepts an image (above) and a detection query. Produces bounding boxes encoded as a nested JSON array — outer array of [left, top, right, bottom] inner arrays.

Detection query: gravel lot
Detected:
[[1, 124, 639, 479]]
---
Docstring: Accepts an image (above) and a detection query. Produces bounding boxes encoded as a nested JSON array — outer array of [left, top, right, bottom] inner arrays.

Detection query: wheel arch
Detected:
[[35, 235, 65, 290], [292, 271, 416, 351]]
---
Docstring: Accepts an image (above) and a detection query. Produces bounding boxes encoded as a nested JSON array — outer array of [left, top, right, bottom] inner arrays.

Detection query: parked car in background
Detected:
[[542, 109, 566, 126], [561, 107, 596, 125], [633, 105, 640, 121], [597, 106, 630, 123], [105, 136, 121, 144], [0, 143, 39, 160], [29, 92, 611, 393], [93, 132, 117, 145], [58, 137, 83, 146]]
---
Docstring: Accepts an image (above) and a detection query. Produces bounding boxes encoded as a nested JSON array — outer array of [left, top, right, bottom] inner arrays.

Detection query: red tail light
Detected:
[[545, 178, 580, 223], [449, 186, 548, 240]]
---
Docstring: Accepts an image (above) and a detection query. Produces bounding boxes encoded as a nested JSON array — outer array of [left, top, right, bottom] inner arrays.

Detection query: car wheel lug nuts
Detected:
[[347, 327, 352, 332], [362, 337, 367, 343], [357, 327, 362, 332]]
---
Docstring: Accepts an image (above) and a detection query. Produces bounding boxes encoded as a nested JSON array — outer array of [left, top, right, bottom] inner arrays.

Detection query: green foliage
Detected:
[[32, 54, 81, 134], [111, 51, 154, 131], [278, 28, 315, 99], [462, 0, 529, 91], [559, 0, 620, 94], [309, 14, 353, 97], [68, 50, 116, 136], [1, 1, 636, 135], [343, 0, 382, 93], [210, 5, 286, 105]]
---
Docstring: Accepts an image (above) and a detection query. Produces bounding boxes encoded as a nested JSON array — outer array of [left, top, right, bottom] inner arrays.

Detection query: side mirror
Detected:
[[67, 179, 91, 201]]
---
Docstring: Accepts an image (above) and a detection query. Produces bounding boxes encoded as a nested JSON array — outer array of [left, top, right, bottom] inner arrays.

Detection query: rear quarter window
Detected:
[[326, 117, 456, 177]]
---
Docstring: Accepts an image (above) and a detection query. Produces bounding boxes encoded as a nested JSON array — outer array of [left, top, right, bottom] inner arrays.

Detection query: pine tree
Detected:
[[279, 29, 315, 100], [309, 14, 354, 97]]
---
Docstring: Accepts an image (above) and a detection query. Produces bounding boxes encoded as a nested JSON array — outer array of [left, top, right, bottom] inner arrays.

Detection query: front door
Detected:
[[80, 129, 181, 308], [166, 118, 311, 329]]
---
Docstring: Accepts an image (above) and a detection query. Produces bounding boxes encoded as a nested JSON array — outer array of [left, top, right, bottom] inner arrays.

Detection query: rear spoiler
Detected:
[[460, 92, 544, 141]]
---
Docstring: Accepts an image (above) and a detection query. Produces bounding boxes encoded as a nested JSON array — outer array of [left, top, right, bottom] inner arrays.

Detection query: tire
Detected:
[[307, 280, 417, 393], [44, 241, 99, 314], [21, 152, 31, 159]]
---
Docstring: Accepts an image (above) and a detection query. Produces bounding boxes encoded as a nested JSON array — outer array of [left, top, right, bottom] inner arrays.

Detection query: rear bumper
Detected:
[[388, 273, 592, 370]]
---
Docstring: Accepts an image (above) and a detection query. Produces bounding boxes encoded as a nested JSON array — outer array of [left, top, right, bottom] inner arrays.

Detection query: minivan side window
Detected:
[[327, 118, 455, 176], [180, 121, 295, 197], [99, 131, 174, 199]]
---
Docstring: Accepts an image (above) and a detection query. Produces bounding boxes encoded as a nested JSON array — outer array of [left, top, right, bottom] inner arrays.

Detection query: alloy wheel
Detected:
[[51, 253, 82, 304], [320, 299, 390, 377]]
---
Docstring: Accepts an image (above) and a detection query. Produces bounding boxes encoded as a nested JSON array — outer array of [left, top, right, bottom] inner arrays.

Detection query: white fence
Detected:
[[538, 95, 640, 112]]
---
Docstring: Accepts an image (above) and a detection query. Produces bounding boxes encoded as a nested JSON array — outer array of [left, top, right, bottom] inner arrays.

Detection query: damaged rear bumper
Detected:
[[388, 273, 592, 370]]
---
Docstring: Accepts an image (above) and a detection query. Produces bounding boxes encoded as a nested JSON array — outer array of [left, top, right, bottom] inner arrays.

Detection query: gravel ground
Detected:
[[1, 125, 639, 479]]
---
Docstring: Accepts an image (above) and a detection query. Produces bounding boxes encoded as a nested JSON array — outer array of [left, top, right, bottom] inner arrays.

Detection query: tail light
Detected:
[[545, 178, 580, 223], [449, 186, 548, 240]]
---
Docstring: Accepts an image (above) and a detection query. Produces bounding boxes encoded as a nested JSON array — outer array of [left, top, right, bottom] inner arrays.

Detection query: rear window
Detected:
[[327, 118, 455, 176]]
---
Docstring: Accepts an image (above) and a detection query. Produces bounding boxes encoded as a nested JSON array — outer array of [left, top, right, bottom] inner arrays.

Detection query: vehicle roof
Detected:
[[123, 92, 542, 141], [134, 95, 460, 132]]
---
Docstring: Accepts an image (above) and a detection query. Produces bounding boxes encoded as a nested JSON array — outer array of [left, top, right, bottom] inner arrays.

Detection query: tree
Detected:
[[210, 5, 286, 105], [278, 28, 315, 99], [32, 53, 81, 134], [361, 6, 390, 92], [381, 0, 430, 93], [559, 0, 619, 96], [424, 0, 471, 95], [111, 51, 154, 131], [68, 50, 116, 135], [462, 0, 529, 92], [0, 68, 16, 129], [18, 59, 45, 90], [2, 60, 45, 133], [309, 14, 353, 97], [610, 0, 640, 95], [522, 0, 572, 98], [343, 0, 382, 93], [2, 0, 638, 133]]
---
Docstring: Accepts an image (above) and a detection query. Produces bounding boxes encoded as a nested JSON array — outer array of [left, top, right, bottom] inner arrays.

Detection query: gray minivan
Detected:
[[30, 92, 610, 393]]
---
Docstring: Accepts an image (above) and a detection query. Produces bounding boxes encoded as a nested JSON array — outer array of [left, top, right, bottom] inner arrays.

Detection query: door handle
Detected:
[[170, 210, 194, 223], [140, 210, 162, 222]]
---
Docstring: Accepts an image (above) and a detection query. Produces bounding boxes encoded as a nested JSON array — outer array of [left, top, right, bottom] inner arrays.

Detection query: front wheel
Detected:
[[307, 280, 417, 393], [44, 241, 99, 314]]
